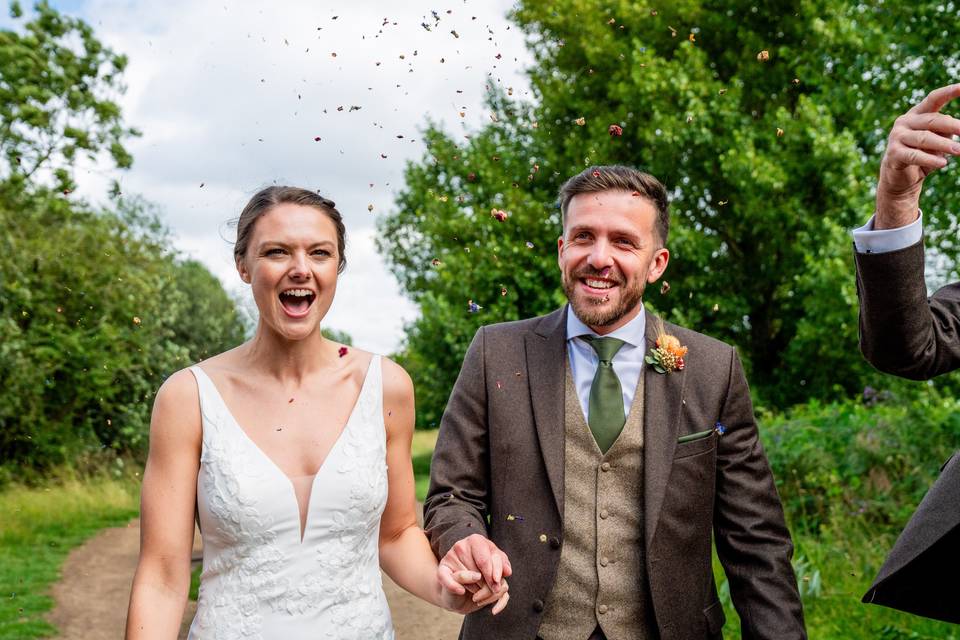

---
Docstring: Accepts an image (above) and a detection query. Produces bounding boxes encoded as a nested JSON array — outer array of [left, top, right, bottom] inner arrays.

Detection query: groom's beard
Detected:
[[561, 264, 646, 328]]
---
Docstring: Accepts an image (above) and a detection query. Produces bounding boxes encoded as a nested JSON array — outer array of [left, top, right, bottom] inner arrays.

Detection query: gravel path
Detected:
[[47, 517, 464, 639]]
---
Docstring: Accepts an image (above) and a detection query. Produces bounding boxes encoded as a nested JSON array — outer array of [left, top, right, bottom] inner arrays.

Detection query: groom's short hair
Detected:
[[558, 165, 670, 247]]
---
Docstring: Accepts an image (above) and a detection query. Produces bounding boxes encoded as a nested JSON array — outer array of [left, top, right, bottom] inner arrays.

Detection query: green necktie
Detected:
[[582, 336, 626, 453]]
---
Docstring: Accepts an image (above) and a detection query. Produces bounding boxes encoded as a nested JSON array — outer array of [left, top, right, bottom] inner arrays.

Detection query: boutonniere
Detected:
[[645, 319, 688, 374]]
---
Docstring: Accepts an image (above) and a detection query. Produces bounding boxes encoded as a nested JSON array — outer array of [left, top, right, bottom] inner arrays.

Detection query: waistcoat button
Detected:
[[598, 604, 609, 614], [599, 509, 609, 519], [600, 462, 611, 471], [533, 599, 545, 612]]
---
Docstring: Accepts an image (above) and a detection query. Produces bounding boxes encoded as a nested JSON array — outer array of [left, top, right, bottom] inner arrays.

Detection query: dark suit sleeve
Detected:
[[713, 349, 806, 640], [856, 239, 960, 380], [422, 327, 491, 560]]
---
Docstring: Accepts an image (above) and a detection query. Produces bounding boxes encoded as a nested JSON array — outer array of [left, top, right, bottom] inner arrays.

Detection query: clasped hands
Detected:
[[437, 533, 512, 615]]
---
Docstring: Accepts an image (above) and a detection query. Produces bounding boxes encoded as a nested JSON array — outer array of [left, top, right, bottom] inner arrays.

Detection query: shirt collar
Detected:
[[565, 303, 646, 348]]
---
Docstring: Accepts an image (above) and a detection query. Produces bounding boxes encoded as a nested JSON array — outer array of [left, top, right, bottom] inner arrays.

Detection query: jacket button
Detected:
[[549, 536, 561, 549], [600, 462, 611, 471], [533, 599, 545, 612]]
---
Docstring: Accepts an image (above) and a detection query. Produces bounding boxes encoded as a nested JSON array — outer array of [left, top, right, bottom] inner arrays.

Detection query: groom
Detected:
[[425, 165, 805, 639]]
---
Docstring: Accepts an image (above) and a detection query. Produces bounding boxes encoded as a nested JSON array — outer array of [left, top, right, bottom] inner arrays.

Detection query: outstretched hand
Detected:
[[877, 83, 960, 230], [436, 534, 512, 615]]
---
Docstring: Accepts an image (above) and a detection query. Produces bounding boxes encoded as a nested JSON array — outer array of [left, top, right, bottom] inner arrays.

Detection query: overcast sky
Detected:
[[24, 0, 534, 354]]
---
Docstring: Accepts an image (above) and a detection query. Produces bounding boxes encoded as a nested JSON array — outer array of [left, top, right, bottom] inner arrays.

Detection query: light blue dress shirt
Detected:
[[852, 212, 923, 254], [565, 305, 647, 423]]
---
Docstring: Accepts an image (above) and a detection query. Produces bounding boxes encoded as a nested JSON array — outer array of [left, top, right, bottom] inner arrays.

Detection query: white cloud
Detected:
[[62, 0, 533, 355]]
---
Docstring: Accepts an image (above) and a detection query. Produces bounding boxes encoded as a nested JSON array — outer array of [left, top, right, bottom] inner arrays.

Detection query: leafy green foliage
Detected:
[[707, 393, 960, 638], [0, 2, 138, 194], [0, 3, 245, 479], [379, 0, 960, 422], [0, 189, 246, 479]]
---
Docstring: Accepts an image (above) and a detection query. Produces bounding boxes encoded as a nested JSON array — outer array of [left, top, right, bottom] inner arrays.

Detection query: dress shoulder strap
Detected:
[[187, 365, 224, 427]]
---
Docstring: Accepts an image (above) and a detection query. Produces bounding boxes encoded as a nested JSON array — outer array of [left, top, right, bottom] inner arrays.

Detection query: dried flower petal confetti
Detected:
[[757, 49, 770, 61], [574, 117, 586, 126], [491, 208, 508, 222], [338, 346, 348, 357], [608, 124, 623, 137], [467, 299, 482, 313]]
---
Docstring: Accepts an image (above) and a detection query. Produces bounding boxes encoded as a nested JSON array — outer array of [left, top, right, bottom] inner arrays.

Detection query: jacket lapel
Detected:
[[524, 306, 568, 517], [642, 308, 687, 551]]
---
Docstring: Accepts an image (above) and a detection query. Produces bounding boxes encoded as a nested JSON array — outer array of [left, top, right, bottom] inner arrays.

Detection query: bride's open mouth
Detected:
[[278, 288, 316, 317]]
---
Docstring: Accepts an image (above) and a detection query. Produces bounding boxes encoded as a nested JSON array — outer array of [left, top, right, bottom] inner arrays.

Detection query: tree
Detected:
[[379, 0, 960, 421], [0, 1, 138, 195], [0, 190, 246, 478], [0, 3, 246, 479]]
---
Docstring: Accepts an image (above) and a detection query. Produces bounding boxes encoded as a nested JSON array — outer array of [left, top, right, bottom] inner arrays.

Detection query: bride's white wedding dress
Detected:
[[185, 356, 394, 639]]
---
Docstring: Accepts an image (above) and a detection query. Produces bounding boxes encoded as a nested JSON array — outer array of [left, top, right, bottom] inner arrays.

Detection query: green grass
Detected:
[[0, 477, 139, 640], [412, 429, 438, 502]]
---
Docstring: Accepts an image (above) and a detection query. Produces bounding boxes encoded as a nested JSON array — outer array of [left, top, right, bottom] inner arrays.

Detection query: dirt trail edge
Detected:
[[48, 518, 465, 640]]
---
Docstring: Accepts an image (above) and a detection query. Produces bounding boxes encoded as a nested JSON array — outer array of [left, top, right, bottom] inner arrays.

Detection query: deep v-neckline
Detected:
[[195, 356, 376, 542]]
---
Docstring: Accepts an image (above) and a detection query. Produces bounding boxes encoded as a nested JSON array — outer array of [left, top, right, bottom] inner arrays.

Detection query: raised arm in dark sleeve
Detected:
[[422, 327, 491, 559], [855, 240, 960, 380]]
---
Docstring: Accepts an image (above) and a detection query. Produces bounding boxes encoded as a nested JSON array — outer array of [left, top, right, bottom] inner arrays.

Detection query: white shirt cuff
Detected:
[[852, 211, 922, 254]]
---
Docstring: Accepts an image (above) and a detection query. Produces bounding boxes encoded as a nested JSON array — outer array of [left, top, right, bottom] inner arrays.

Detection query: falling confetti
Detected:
[[757, 49, 770, 61], [467, 299, 482, 313], [431, 258, 442, 267], [367, 204, 374, 212], [688, 33, 696, 42], [574, 116, 586, 126], [776, 127, 785, 137], [132, 317, 141, 325], [608, 124, 623, 137], [593, 170, 602, 178], [660, 281, 670, 295], [525, 241, 535, 249], [338, 346, 349, 357], [500, 286, 508, 296], [450, 29, 460, 38], [314, 136, 321, 141], [490, 208, 508, 222]]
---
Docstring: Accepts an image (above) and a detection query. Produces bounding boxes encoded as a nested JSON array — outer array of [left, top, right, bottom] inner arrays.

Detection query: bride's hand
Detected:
[[437, 565, 510, 615]]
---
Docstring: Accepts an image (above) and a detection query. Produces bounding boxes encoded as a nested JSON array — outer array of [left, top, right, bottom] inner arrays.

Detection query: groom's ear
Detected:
[[646, 247, 670, 283]]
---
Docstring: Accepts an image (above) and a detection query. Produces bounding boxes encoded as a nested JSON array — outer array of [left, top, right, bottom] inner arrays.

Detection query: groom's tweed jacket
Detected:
[[424, 306, 805, 640], [856, 240, 960, 623]]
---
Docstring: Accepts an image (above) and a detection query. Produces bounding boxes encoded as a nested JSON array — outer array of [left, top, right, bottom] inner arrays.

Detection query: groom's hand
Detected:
[[439, 533, 512, 596], [876, 83, 960, 230]]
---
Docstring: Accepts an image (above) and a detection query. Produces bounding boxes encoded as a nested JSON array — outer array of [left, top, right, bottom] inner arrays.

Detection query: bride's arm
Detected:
[[125, 370, 201, 639], [377, 358, 507, 614]]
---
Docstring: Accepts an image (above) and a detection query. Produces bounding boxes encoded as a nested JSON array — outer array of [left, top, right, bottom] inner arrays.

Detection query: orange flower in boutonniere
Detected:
[[645, 320, 687, 374]]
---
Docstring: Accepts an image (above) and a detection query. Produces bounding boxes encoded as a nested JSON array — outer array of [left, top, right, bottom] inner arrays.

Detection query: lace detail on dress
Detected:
[[187, 357, 394, 640]]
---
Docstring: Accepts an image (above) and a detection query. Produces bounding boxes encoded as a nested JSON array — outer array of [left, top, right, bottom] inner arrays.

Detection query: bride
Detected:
[[125, 186, 509, 638]]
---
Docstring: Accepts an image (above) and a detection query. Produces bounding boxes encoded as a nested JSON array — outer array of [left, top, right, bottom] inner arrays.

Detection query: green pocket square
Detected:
[[677, 428, 715, 444]]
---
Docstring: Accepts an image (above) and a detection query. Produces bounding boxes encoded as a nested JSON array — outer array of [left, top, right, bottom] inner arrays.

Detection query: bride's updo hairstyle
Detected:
[[233, 186, 347, 274]]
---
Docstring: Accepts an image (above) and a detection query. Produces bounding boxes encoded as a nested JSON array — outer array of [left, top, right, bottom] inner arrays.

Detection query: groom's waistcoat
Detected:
[[537, 362, 654, 640]]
